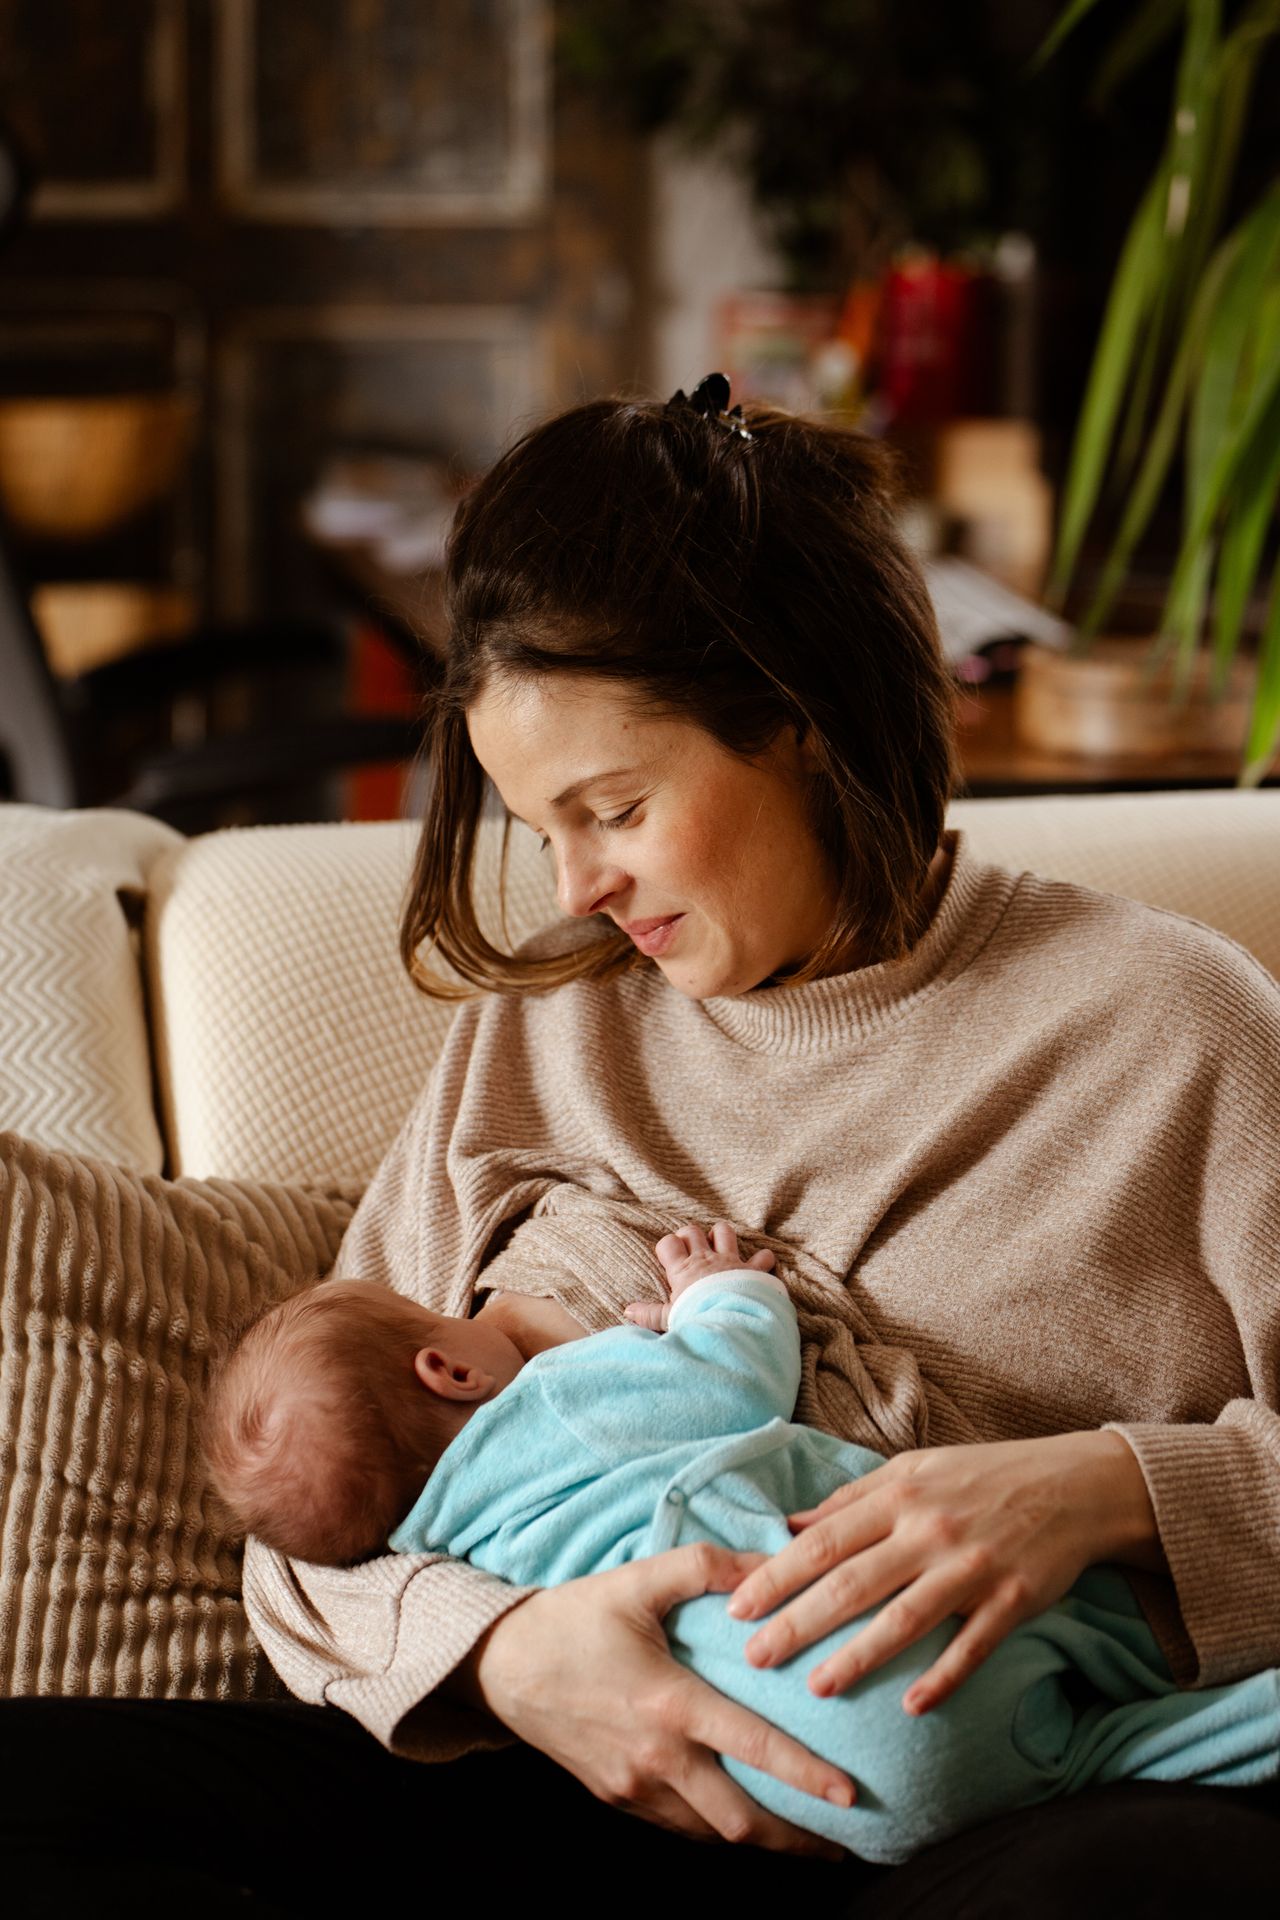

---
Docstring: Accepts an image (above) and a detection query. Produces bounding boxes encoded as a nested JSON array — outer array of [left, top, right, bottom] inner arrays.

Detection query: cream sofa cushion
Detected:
[[148, 812, 558, 1184], [0, 1130, 355, 1697], [0, 804, 182, 1173], [950, 790, 1280, 981]]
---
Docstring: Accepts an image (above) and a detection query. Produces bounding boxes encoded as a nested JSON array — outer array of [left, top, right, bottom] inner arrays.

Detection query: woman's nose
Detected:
[[555, 844, 625, 918]]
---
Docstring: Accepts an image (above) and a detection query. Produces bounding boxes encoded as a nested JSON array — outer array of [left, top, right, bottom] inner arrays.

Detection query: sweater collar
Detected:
[[695, 831, 1019, 1055]]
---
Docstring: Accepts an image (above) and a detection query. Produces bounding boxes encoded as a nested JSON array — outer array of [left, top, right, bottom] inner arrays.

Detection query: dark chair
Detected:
[[0, 521, 429, 833]]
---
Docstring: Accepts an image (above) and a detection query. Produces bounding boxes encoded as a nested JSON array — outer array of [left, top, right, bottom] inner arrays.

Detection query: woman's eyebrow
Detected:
[[550, 765, 646, 808]]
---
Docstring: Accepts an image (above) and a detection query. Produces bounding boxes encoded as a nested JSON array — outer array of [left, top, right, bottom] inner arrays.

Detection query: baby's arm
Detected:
[[613, 1220, 799, 1432], [625, 1220, 785, 1332], [535, 1220, 801, 1456]]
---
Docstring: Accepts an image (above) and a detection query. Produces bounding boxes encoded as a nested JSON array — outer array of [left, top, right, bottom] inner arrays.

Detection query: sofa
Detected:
[[2, 788, 1280, 1704]]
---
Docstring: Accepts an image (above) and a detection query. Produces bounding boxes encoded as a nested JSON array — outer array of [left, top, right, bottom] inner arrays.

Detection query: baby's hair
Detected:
[[204, 1278, 452, 1566], [403, 392, 957, 999]]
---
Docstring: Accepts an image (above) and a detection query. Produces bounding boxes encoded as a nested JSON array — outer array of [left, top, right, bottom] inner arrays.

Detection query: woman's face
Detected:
[[466, 674, 839, 999]]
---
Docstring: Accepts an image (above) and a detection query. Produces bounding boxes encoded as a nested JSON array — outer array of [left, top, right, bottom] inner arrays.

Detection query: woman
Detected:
[[11, 385, 1276, 1915], [242, 384, 1280, 1897]]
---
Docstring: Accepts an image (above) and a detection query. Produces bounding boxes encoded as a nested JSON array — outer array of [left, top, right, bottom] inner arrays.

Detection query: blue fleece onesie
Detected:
[[390, 1273, 1280, 1863]]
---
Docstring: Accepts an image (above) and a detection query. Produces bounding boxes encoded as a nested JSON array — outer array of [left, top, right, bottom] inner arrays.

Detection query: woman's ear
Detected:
[[413, 1346, 494, 1402], [794, 721, 823, 773]]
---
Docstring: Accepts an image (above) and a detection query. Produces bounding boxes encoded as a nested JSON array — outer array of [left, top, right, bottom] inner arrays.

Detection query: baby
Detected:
[[206, 1225, 1280, 1864]]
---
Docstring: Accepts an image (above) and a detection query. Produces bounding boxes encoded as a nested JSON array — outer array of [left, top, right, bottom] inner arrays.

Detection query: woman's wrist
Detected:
[[438, 1597, 531, 1719], [445, 1593, 540, 1721], [1076, 1429, 1166, 1573]]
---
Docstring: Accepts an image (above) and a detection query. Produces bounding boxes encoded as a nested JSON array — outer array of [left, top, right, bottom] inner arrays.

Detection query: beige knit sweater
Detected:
[[243, 831, 1280, 1761]]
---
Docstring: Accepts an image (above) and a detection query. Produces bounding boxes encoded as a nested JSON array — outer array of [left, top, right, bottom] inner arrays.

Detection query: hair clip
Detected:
[[666, 371, 753, 441]]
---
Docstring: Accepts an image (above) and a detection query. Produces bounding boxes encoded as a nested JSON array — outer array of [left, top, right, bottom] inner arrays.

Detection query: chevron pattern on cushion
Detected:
[[0, 806, 183, 1172], [0, 1130, 356, 1698]]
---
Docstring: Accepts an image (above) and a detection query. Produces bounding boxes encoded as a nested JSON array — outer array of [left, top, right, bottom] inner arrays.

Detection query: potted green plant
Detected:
[[1031, 0, 1280, 783]]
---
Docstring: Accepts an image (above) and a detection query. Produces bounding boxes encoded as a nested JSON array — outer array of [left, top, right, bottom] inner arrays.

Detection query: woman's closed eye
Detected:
[[537, 798, 644, 852], [536, 802, 643, 852], [600, 802, 643, 832]]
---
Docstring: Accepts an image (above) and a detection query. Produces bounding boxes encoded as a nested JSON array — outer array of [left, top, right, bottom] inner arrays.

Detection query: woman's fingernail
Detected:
[[903, 1690, 927, 1715], [748, 1642, 774, 1668], [810, 1672, 834, 1697], [726, 1594, 751, 1619], [825, 1783, 855, 1808]]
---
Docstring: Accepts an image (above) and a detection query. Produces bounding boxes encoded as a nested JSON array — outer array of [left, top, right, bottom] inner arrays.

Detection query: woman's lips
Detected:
[[621, 914, 684, 957]]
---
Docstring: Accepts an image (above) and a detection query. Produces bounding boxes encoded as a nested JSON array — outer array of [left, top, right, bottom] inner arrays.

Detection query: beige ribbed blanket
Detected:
[[244, 833, 1280, 1760], [0, 1131, 355, 1697]]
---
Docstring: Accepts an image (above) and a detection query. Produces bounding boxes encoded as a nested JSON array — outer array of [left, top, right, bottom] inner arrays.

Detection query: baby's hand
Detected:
[[624, 1221, 776, 1332]]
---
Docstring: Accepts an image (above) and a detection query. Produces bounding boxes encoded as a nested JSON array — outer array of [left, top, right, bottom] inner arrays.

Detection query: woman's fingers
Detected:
[[802, 1561, 970, 1698], [636, 1541, 770, 1616], [629, 1546, 856, 1814], [665, 1742, 847, 1859], [901, 1588, 1031, 1716], [678, 1671, 856, 1823], [728, 1484, 885, 1624], [741, 1534, 914, 1672], [788, 1482, 867, 1528]]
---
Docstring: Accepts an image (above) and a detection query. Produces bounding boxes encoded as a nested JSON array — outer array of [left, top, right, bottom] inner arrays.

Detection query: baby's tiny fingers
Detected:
[[625, 1302, 670, 1331], [746, 1249, 776, 1271], [655, 1233, 687, 1269], [709, 1220, 740, 1258]]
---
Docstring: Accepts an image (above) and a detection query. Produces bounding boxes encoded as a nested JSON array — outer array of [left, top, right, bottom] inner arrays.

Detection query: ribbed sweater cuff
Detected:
[[243, 1537, 533, 1763], [333, 1559, 535, 1762], [1107, 1418, 1280, 1687]]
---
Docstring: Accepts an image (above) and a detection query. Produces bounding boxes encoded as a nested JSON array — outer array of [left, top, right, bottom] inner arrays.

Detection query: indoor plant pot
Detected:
[[1015, 637, 1254, 761]]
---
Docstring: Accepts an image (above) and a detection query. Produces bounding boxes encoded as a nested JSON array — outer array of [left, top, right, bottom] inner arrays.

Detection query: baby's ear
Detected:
[[413, 1345, 490, 1402]]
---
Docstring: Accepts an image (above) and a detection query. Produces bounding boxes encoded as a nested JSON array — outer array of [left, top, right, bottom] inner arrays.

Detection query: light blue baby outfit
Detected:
[[390, 1274, 1280, 1863]]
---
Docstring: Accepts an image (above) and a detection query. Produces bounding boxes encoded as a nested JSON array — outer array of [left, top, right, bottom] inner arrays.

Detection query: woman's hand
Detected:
[[462, 1545, 854, 1855], [725, 1430, 1163, 1717]]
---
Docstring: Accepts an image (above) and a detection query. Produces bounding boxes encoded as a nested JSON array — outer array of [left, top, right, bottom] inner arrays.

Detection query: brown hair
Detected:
[[403, 394, 957, 998], [203, 1280, 451, 1566]]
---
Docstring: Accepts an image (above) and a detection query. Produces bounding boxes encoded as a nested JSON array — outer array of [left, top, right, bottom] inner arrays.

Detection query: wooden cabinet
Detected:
[[0, 0, 649, 622]]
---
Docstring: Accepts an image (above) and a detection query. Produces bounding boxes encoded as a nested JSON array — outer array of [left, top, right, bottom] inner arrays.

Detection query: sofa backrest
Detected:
[[3, 790, 1280, 1187], [146, 810, 559, 1185]]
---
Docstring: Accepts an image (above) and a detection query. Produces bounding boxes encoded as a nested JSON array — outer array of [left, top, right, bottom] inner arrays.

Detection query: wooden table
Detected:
[[955, 685, 1268, 796]]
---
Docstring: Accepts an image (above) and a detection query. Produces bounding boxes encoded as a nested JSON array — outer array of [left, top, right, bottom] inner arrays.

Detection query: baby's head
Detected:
[[204, 1278, 524, 1565]]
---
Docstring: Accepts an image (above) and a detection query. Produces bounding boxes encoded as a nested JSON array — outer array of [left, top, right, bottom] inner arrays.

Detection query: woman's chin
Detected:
[[656, 945, 750, 1001]]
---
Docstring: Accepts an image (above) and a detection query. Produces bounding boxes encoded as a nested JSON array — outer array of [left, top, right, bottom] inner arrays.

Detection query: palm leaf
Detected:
[[1189, 186, 1280, 496], [1079, 227, 1240, 639], [1049, 166, 1167, 600], [1115, 0, 1221, 481], [1090, 0, 1186, 107], [1030, 0, 1110, 74], [1212, 387, 1280, 695], [1162, 343, 1280, 631], [1241, 551, 1280, 786]]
